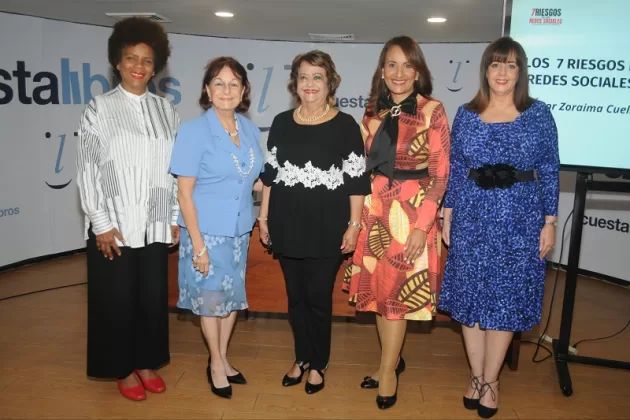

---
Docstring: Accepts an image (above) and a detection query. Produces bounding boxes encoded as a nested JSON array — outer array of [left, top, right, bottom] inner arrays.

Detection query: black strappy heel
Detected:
[[282, 361, 309, 387], [478, 379, 500, 419], [463, 374, 483, 409], [305, 368, 325, 394]]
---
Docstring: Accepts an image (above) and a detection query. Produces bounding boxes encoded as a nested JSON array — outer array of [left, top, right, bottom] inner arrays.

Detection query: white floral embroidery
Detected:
[[342, 152, 367, 178], [266, 146, 280, 169], [266, 146, 366, 190]]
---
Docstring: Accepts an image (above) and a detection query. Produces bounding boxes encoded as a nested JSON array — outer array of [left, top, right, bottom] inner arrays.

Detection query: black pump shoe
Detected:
[[376, 376, 399, 410], [360, 356, 406, 389], [282, 361, 309, 387], [477, 379, 500, 418], [305, 369, 325, 394], [207, 366, 232, 399], [227, 371, 247, 385], [207, 356, 247, 385], [463, 374, 483, 410]]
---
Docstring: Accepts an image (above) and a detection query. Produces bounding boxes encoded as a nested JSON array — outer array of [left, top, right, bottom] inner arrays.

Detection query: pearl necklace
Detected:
[[223, 118, 239, 137], [296, 104, 330, 123], [231, 148, 255, 178]]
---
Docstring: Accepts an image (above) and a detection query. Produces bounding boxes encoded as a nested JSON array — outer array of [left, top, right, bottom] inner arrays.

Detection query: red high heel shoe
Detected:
[[116, 377, 147, 401], [135, 370, 166, 393]]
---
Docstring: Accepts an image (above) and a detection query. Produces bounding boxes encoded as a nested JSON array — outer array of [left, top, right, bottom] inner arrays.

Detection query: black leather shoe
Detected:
[[463, 374, 483, 410], [282, 361, 309, 387], [376, 377, 398, 410], [305, 369, 325, 395], [227, 371, 247, 385], [360, 356, 406, 389], [207, 366, 232, 399], [477, 379, 499, 418]]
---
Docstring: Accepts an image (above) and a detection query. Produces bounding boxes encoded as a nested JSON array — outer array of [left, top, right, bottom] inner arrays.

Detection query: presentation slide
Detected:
[[509, 0, 630, 173]]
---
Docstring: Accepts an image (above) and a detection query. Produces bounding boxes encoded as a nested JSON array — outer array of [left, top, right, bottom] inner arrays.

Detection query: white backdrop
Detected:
[[0, 13, 628, 283]]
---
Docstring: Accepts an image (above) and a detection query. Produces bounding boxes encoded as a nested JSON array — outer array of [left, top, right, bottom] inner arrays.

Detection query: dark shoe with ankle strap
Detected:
[[477, 379, 500, 418], [282, 361, 309, 387], [305, 368, 325, 394], [463, 374, 483, 409]]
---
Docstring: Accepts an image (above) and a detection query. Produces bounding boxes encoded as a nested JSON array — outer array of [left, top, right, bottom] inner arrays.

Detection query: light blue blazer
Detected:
[[169, 107, 264, 237]]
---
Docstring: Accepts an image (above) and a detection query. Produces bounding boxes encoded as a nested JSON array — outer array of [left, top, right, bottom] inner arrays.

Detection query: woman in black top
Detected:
[[259, 50, 371, 394]]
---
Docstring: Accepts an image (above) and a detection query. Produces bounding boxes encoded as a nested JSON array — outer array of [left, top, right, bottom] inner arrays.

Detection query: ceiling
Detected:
[[0, 0, 507, 43]]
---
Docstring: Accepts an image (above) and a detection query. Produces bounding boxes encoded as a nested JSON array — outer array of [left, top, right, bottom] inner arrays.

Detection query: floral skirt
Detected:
[[177, 228, 250, 317]]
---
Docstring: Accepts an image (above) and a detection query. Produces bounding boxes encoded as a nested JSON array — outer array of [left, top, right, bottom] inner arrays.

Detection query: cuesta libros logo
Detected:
[[0, 59, 182, 105], [529, 8, 563, 25], [447, 59, 471, 92], [45, 130, 76, 189]]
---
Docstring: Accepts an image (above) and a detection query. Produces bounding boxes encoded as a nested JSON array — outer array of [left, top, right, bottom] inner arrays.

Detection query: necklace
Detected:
[[223, 117, 239, 137], [231, 148, 255, 178], [296, 103, 330, 122]]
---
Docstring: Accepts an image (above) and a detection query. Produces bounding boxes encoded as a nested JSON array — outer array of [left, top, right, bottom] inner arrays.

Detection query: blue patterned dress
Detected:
[[438, 101, 560, 331]]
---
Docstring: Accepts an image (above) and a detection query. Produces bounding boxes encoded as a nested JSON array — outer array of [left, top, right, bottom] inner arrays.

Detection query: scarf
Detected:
[[365, 92, 418, 186]]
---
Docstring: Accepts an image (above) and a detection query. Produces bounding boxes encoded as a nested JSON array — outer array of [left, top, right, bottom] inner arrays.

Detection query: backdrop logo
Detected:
[[447, 59, 470, 92], [246, 61, 368, 131], [0, 59, 182, 105], [0, 207, 20, 218], [529, 8, 563, 25], [583, 215, 629, 234], [45, 131, 74, 189]]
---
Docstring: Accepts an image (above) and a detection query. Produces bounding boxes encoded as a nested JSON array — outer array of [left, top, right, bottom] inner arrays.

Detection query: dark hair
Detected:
[[367, 36, 433, 116], [199, 57, 251, 113], [287, 50, 341, 105], [107, 17, 171, 79], [467, 36, 535, 113]]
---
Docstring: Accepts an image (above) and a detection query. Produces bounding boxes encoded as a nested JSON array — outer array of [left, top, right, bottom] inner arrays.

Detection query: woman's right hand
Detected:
[[441, 208, 453, 246], [259, 220, 270, 246], [193, 247, 210, 277], [95, 228, 125, 260]]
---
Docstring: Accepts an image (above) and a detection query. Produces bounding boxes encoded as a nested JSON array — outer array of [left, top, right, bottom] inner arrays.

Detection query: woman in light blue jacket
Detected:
[[169, 57, 263, 400]]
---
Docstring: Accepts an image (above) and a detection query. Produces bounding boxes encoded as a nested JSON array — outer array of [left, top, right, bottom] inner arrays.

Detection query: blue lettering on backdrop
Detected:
[[0, 59, 182, 105]]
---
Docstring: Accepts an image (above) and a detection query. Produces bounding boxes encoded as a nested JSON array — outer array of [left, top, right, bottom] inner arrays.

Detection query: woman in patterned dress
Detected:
[[343, 36, 451, 409], [438, 37, 559, 419], [169, 57, 264, 399]]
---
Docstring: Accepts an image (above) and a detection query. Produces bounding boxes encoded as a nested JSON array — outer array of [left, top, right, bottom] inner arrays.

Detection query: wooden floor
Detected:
[[1, 255, 629, 419]]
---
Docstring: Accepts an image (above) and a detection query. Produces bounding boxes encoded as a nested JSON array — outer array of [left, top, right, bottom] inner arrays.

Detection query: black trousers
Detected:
[[86, 228, 170, 379], [278, 256, 342, 371]]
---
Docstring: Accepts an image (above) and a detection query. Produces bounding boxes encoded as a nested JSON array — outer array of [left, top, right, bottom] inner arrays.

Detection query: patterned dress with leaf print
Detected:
[[343, 95, 451, 320]]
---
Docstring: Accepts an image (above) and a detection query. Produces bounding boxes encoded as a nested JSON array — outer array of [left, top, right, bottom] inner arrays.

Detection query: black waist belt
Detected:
[[468, 164, 537, 190], [374, 168, 430, 180]]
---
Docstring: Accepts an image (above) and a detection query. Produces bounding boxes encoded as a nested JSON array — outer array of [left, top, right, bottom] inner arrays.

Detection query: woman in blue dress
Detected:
[[438, 37, 560, 419], [169, 57, 263, 400]]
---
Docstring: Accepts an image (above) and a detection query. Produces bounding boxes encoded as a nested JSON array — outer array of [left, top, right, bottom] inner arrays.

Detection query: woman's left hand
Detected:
[[539, 224, 555, 260], [341, 226, 360, 254], [170, 225, 181, 246], [404, 229, 427, 264]]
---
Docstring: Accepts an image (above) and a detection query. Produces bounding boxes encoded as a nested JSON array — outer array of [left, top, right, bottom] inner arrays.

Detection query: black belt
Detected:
[[468, 164, 537, 190], [374, 168, 429, 180]]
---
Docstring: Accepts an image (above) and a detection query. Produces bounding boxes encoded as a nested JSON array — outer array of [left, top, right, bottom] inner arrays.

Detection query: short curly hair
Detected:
[[107, 17, 171, 79], [199, 57, 252, 113], [287, 50, 341, 105]]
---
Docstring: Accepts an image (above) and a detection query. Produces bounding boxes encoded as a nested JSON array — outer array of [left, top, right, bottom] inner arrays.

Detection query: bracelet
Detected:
[[257, 216, 268, 221], [544, 220, 558, 226], [348, 221, 362, 230], [193, 246, 207, 260]]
